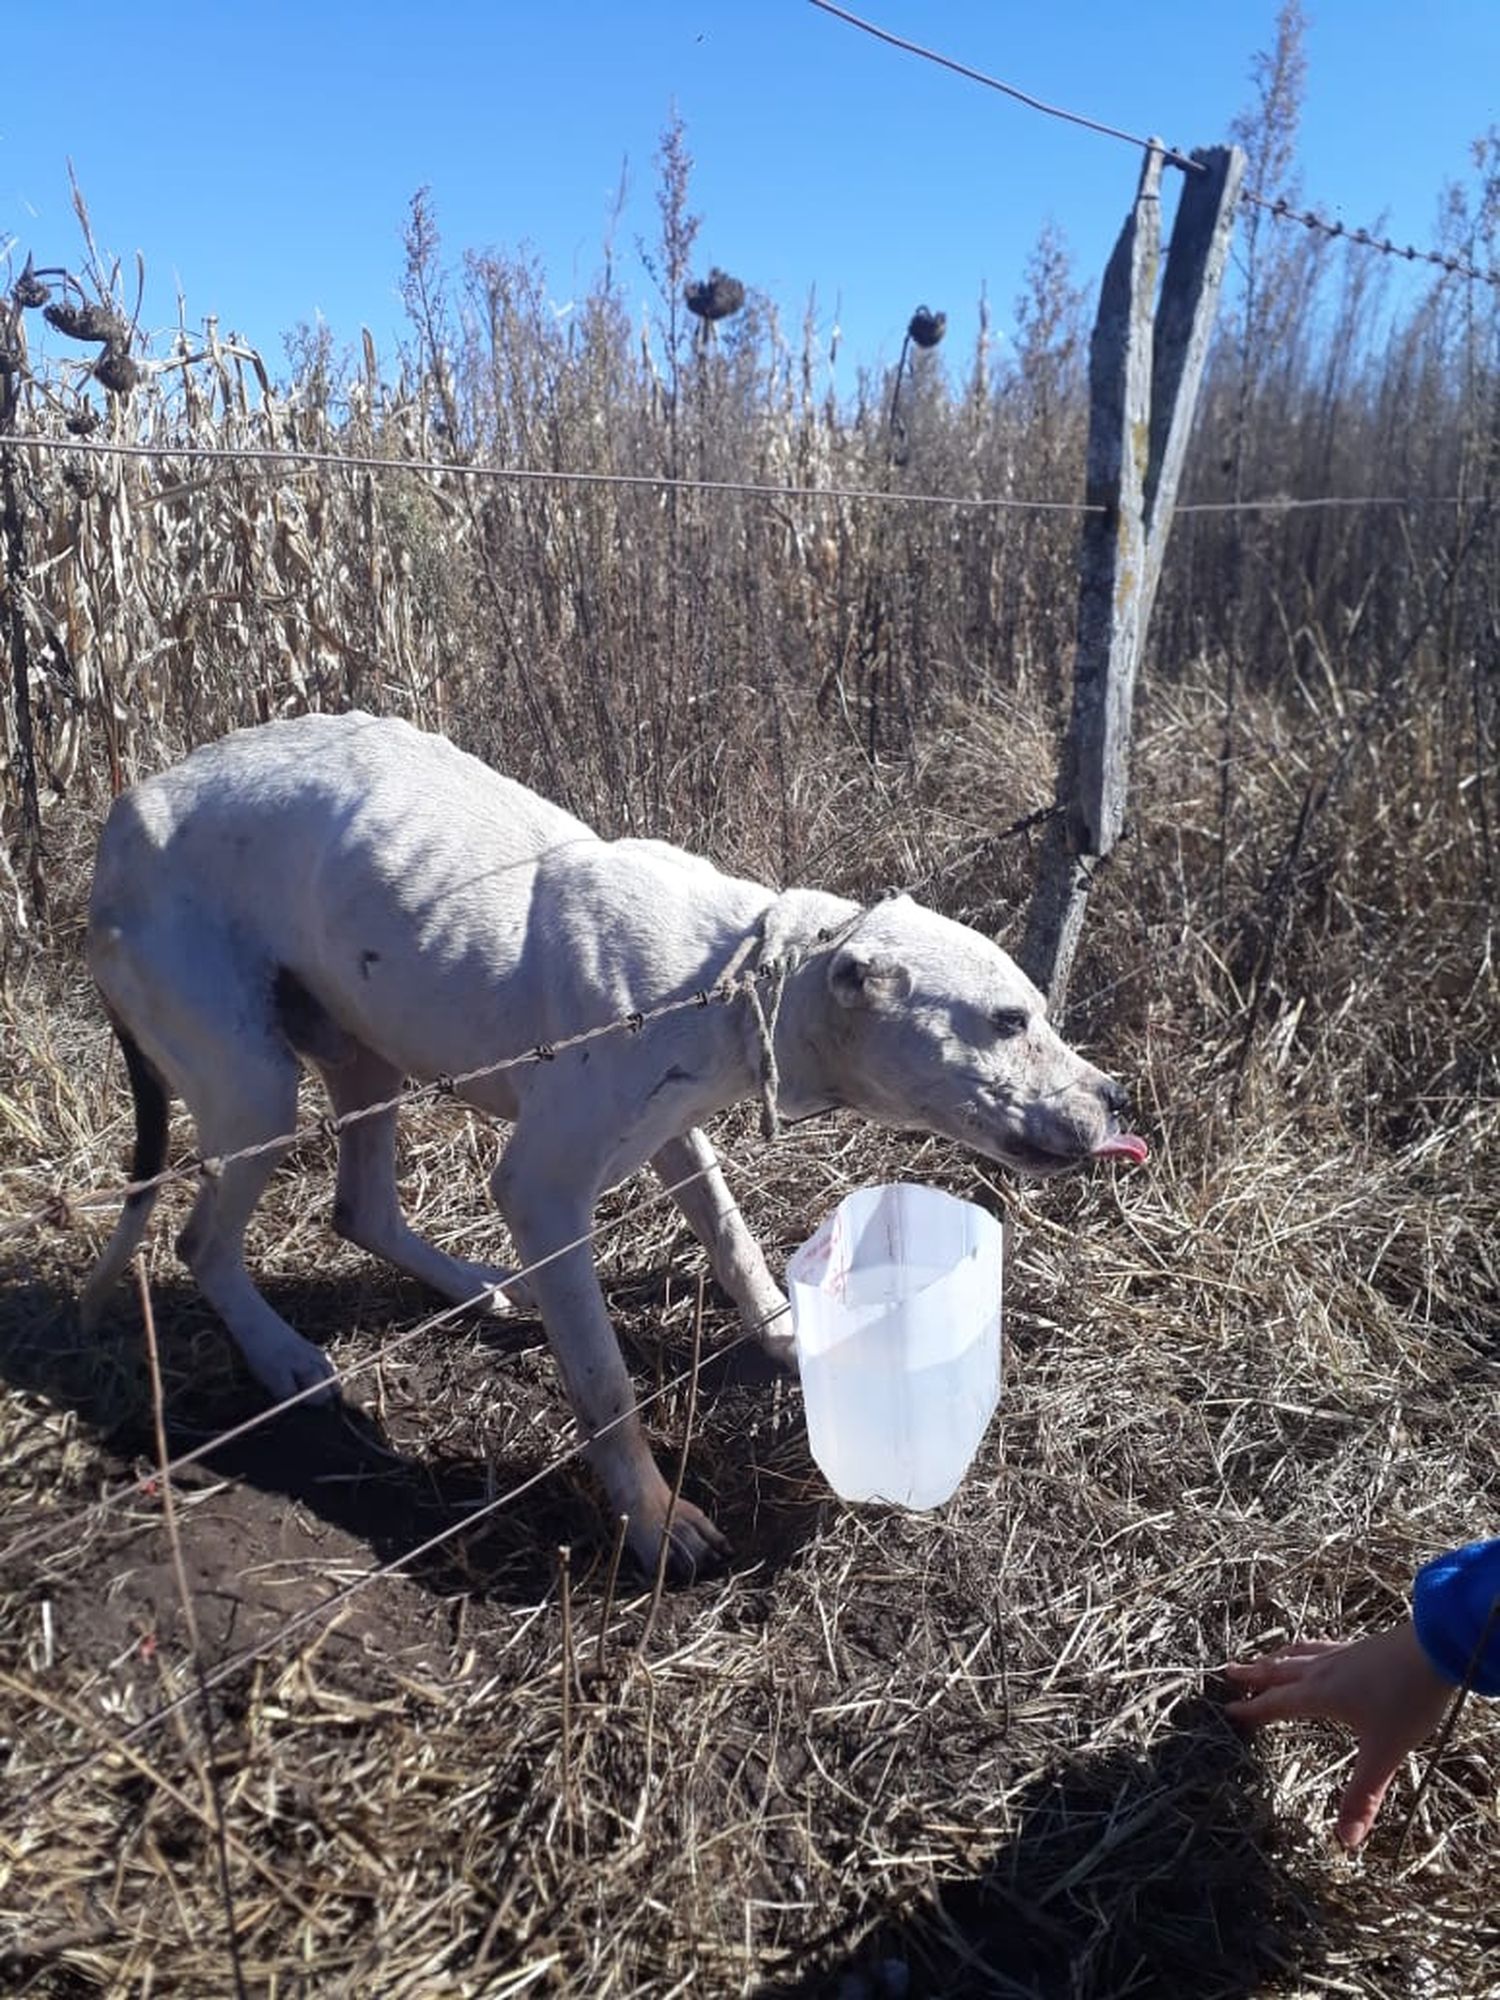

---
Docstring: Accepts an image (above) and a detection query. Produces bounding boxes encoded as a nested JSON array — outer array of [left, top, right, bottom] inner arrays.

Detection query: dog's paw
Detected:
[[629, 1495, 731, 1583], [244, 1330, 339, 1408], [758, 1322, 798, 1370]]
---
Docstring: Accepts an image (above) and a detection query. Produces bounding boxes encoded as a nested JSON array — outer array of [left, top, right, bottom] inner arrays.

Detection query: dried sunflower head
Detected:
[[907, 306, 947, 349], [685, 268, 746, 322]]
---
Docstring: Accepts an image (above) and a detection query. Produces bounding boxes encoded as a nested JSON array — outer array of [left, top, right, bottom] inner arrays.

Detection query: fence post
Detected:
[[0, 307, 45, 928], [1021, 142, 1245, 1016]]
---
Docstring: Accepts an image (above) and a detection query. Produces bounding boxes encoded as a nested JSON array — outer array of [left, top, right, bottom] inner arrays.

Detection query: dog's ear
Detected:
[[828, 946, 913, 1010]]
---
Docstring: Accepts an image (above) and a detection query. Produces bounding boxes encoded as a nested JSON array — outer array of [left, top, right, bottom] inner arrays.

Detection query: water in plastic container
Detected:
[[786, 1183, 1003, 1509]]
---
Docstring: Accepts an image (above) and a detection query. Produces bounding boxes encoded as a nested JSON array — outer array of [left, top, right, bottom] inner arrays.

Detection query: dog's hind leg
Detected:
[[308, 1040, 536, 1320], [89, 916, 337, 1400], [79, 1016, 172, 1329], [651, 1128, 793, 1364], [173, 1044, 340, 1402]]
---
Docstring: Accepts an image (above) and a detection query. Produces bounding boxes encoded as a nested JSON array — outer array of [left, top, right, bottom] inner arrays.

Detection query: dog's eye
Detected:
[[990, 1007, 1030, 1039]]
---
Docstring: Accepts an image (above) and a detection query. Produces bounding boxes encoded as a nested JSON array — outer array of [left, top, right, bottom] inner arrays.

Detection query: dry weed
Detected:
[[2, 662, 1496, 1997]]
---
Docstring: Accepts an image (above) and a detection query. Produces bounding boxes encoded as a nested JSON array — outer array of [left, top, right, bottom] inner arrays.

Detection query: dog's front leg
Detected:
[[652, 1129, 794, 1365], [493, 1139, 729, 1580]]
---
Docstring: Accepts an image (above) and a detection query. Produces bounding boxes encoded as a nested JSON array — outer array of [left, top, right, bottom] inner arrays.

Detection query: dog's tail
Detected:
[[79, 1019, 170, 1328]]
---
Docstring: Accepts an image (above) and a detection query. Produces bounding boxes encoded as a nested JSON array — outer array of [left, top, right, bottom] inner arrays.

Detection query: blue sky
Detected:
[[3, 2, 1497, 387]]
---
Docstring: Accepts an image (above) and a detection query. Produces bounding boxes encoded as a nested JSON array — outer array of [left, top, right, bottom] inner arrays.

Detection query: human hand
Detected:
[[1224, 1619, 1454, 1848]]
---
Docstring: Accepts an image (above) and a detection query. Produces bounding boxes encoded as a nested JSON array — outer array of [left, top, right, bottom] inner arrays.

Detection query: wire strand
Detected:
[[0, 966, 774, 1244], [6, 431, 1102, 516], [808, 0, 1500, 290], [807, 1, 1202, 170], [5, 430, 1481, 524]]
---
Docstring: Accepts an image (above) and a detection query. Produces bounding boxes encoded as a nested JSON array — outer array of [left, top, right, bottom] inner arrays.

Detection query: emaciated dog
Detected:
[[82, 713, 1147, 1573]]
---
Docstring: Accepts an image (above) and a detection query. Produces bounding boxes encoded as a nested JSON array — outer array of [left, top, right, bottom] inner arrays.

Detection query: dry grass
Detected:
[[2, 170, 1497, 1994], [1, 657, 1496, 2000]]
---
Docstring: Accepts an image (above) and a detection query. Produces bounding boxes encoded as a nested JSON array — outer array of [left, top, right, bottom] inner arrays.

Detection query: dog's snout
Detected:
[[1101, 1079, 1130, 1122]]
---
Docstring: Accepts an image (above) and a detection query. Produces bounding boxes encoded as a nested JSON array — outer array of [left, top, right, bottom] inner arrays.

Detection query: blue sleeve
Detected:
[[1412, 1539, 1500, 1696]]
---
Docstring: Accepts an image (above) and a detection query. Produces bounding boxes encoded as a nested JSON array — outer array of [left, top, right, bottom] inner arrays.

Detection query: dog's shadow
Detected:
[[755, 1696, 1349, 1998], [0, 1265, 826, 1619]]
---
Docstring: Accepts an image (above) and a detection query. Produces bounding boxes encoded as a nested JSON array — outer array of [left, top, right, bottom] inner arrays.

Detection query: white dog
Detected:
[[82, 712, 1146, 1573]]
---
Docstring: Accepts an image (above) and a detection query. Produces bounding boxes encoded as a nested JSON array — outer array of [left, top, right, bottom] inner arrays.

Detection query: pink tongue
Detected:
[[1093, 1133, 1149, 1165]]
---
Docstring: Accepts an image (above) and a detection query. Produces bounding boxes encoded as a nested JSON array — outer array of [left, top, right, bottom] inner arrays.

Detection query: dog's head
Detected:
[[796, 895, 1147, 1177]]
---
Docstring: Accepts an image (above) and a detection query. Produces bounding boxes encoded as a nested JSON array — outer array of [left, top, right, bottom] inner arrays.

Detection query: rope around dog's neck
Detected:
[[717, 912, 791, 1140], [736, 897, 877, 1140], [744, 961, 788, 1140]]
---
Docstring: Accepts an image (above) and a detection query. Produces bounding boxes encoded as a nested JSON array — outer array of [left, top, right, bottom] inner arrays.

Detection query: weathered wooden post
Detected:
[[1021, 142, 1245, 1015], [0, 297, 44, 928]]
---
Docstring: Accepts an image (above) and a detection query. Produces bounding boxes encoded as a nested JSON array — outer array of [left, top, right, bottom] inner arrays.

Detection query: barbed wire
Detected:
[[0, 827, 1216, 1807], [0, 953, 814, 1577], [0, 795, 1081, 1418], [0, 962, 786, 1247], [0, 883, 933, 1570], [6, 429, 1484, 519], [0, 801, 1082, 1257], [809, 0, 1500, 291], [1238, 189, 1498, 285], [1, 859, 1111, 1802], [0, 807, 1073, 1577], [0, 901, 1347, 1812], [1182, 492, 1483, 516]]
